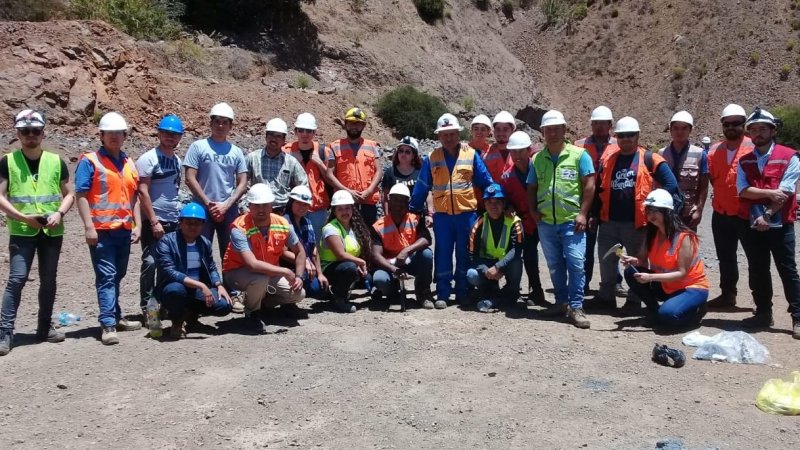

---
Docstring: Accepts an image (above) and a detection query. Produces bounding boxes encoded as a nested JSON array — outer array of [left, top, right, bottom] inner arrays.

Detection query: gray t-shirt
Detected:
[[231, 224, 300, 253], [183, 138, 247, 203], [135, 147, 182, 223]]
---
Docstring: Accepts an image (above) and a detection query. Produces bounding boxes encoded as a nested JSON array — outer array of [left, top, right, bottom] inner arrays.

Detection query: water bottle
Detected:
[[146, 297, 162, 338], [52, 312, 80, 327]]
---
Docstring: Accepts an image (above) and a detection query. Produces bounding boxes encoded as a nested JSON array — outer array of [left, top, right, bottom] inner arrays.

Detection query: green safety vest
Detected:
[[480, 213, 517, 260], [7, 150, 64, 236], [319, 219, 361, 270], [532, 144, 585, 225]]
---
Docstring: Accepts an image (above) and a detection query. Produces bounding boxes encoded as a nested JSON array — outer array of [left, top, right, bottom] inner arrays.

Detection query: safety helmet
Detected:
[[294, 112, 317, 130], [246, 183, 275, 205], [590, 106, 614, 122], [720, 104, 746, 121], [397, 136, 420, 154], [670, 110, 694, 127], [98, 112, 128, 132], [330, 190, 355, 206], [288, 185, 314, 205], [471, 114, 492, 128], [14, 109, 45, 128], [266, 118, 288, 135], [540, 110, 567, 128], [434, 113, 463, 134], [644, 189, 674, 210], [701, 136, 711, 144], [614, 116, 640, 134], [483, 183, 505, 200], [492, 110, 516, 129], [179, 202, 207, 221], [209, 102, 235, 120], [344, 107, 367, 123], [506, 131, 532, 150], [745, 107, 777, 129], [388, 183, 411, 198], [157, 114, 184, 134]]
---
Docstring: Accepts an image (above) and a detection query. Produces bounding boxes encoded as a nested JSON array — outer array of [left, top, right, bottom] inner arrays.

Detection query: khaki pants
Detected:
[[223, 268, 304, 312]]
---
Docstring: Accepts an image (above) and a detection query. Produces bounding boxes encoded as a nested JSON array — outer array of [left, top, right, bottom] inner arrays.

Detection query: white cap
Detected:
[[434, 113, 463, 134], [294, 112, 317, 130], [670, 110, 694, 127], [644, 189, 674, 210], [14, 110, 45, 128], [330, 190, 355, 206], [388, 184, 411, 198], [614, 116, 640, 134], [540, 110, 566, 128], [720, 104, 746, 120], [701, 136, 711, 144], [506, 131, 532, 150], [471, 114, 492, 128], [288, 185, 313, 205], [745, 107, 777, 128], [266, 118, 288, 134], [98, 112, 128, 132], [246, 183, 275, 204], [590, 106, 614, 122], [397, 136, 420, 154], [209, 102, 235, 120], [492, 110, 516, 129]]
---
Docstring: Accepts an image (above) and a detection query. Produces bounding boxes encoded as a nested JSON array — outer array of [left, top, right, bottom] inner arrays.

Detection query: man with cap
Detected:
[[0, 110, 75, 355], [527, 111, 595, 328], [736, 107, 800, 337], [701, 136, 712, 154], [183, 102, 249, 257], [136, 114, 185, 321], [706, 104, 754, 308], [658, 111, 709, 229], [482, 111, 516, 182], [370, 184, 433, 308], [469, 114, 492, 154], [155, 202, 233, 339], [222, 183, 306, 333], [326, 107, 383, 226], [247, 117, 308, 215], [410, 113, 494, 308], [75, 112, 143, 345]]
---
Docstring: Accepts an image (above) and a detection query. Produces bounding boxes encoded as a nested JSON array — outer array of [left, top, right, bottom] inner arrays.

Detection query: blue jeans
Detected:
[[538, 221, 586, 309], [433, 211, 477, 301], [88, 230, 132, 327], [202, 207, 239, 257], [466, 257, 523, 306], [158, 282, 232, 322], [139, 220, 178, 310], [1, 233, 63, 332], [624, 267, 708, 326], [303, 274, 327, 299], [372, 248, 434, 295], [522, 230, 543, 291]]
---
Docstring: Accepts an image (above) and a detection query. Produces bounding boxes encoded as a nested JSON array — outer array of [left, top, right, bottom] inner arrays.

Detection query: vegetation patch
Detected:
[[414, 0, 445, 24], [376, 86, 447, 139], [773, 105, 800, 149]]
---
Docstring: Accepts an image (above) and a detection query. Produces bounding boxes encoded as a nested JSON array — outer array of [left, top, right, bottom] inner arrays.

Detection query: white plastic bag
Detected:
[[683, 331, 769, 364]]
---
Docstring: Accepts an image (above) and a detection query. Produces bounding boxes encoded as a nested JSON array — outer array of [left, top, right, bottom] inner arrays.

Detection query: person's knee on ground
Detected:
[[372, 270, 395, 295], [329, 261, 360, 299], [159, 282, 190, 322]]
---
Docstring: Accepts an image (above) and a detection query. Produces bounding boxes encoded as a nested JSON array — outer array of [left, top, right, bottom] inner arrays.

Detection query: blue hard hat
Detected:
[[179, 202, 206, 220], [483, 183, 505, 200], [157, 114, 184, 134]]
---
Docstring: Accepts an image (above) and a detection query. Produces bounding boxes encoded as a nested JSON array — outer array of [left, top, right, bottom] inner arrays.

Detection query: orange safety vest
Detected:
[[283, 141, 330, 212], [470, 140, 489, 155], [429, 143, 478, 214], [329, 137, 380, 205], [81, 151, 138, 230], [598, 146, 665, 229], [372, 212, 421, 259], [482, 143, 506, 183], [575, 136, 619, 170], [648, 231, 709, 294], [708, 137, 754, 216], [222, 213, 292, 271]]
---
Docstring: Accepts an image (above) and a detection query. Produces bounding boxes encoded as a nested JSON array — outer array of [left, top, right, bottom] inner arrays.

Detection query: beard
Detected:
[[346, 128, 363, 140], [723, 128, 743, 141]]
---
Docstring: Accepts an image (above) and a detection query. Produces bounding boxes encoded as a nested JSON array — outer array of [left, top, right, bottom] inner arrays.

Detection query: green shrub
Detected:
[[461, 96, 475, 112], [750, 51, 761, 65], [788, 39, 797, 51], [780, 63, 793, 80], [502, 0, 515, 16], [571, 2, 589, 20], [414, 0, 445, 24], [376, 86, 447, 139], [70, 0, 183, 41], [295, 74, 311, 89], [165, 38, 208, 65], [671, 66, 685, 79], [773, 105, 800, 149]]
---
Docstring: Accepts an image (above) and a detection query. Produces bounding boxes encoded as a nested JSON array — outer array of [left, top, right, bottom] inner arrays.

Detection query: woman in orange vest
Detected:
[[619, 189, 709, 328]]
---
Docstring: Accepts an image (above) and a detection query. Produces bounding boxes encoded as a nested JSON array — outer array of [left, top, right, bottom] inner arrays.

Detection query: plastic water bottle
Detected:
[[146, 297, 162, 338], [53, 312, 80, 327]]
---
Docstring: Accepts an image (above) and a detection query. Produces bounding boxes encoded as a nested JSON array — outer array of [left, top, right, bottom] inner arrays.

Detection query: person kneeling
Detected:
[[370, 184, 434, 309], [155, 203, 233, 339], [467, 184, 524, 312], [620, 189, 709, 328]]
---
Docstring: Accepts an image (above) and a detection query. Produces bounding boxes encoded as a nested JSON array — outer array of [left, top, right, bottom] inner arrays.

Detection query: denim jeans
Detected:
[[0, 233, 63, 332], [202, 207, 239, 257], [322, 261, 360, 301], [711, 212, 746, 297], [139, 220, 178, 310], [432, 211, 478, 301], [88, 230, 132, 327], [522, 231, 543, 292], [624, 266, 708, 327], [741, 223, 800, 319], [537, 221, 586, 309], [158, 281, 232, 322], [466, 256, 523, 306], [372, 248, 434, 295], [597, 220, 646, 302]]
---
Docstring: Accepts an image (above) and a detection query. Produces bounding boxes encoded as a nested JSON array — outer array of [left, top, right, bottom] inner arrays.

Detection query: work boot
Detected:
[[707, 292, 736, 308], [417, 289, 434, 309], [583, 296, 616, 311], [170, 320, 185, 340], [246, 311, 268, 333], [793, 319, 800, 340], [116, 319, 142, 332], [619, 299, 643, 317], [742, 311, 774, 328], [36, 325, 65, 343], [539, 303, 568, 318], [567, 307, 591, 329], [334, 299, 356, 313], [526, 287, 550, 308], [0, 330, 13, 356], [101, 327, 119, 345], [434, 299, 448, 309]]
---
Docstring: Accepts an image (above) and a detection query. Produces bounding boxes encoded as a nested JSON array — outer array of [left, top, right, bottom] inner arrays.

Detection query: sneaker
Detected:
[[567, 307, 591, 329], [477, 299, 494, 313], [422, 299, 435, 309], [742, 312, 774, 328], [0, 330, 13, 356], [101, 327, 119, 345], [583, 296, 616, 311], [116, 319, 142, 332], [526, 287, 550, 308], [230, 291, 246, 314], [417, 289, 434, 308], [539, 303, 568, 318], [707, 292, 736, 308], [793, 319, 800, 340], [36, 325, 65, 343], [619, 299, 643, 317], [334, 300, 356, 313], [170, 320, 185, 340], [615, 283, 628, 298], [434, 299, 448, 309]]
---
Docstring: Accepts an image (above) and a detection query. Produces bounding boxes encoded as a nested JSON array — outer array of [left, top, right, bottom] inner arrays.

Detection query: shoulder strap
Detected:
[[643, 150, 655, 175]]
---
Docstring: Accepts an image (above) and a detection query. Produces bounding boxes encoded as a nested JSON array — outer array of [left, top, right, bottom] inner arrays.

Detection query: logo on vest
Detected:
[[560, 168, 577, 181]]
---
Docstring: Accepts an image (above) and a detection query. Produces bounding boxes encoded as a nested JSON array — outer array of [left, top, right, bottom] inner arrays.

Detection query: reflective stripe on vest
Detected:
[[479, 213, 516, 260], [737, 144, 798, 224], [82, 151, 137, 230], [319, 219, 362, 269], [7, 150, 64, 236], [430, 144, 478, 214], [598, 147, 663, 228], [532, 144, 585, 225], [708, 138, 754, 216], [284, 141, 330, 211], [330, 138, 380, 205], [659, 143, 704, 216], [648, 231, 709, 294], [222, 213, 291, 272], [373, 212, 420, 259]]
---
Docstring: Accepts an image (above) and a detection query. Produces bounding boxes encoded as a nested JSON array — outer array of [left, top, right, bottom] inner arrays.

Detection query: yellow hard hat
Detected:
[[344, 107, 367, 123]]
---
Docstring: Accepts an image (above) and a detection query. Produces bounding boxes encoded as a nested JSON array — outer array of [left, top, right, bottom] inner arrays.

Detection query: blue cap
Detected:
[[157, 114, 184, 134], [483, 183, 505, 200], [179, 202, 206, 220]]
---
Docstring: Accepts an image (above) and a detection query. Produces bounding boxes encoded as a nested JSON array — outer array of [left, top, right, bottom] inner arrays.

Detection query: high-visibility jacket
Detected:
[[6, 150, 64, 236], [469, 140, 489, 154], [222, 213, 292, 272], [737, 144, 798, 224], [532, 144, 586, 225], [708, 137, 754, 216], [648, 231, 709, 294], [477, 212, 519, 260], [329, 138, 380, 205], [659, 143, 705, 218], [430, 143, 478, 214], [482, 143, 507, 183], [284, 141, 330, 212], [598, 146, 666, 228], [575, 135, 618, 170], [500, 164, 536, 235], [372, 212, 421, 259], [81, 151, 138, 231], [319, 219, 362, 269]]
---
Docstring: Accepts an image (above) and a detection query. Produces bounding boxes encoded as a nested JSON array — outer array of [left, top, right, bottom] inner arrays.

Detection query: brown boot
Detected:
[[568, 307, 591, 329]]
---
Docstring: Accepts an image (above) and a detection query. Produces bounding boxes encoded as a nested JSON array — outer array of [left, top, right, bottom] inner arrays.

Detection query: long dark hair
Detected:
[[646, 206, 695, 249], [392, 146, 422, 169], [326, 206, 372, 267]]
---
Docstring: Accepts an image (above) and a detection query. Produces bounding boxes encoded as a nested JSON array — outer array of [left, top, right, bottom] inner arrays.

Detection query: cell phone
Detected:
[[35, 215, 48, 225]]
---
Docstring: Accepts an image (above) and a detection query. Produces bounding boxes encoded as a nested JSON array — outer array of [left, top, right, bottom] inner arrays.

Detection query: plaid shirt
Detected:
[[246, 149, 308, 207], [285, 212, 317, 258]]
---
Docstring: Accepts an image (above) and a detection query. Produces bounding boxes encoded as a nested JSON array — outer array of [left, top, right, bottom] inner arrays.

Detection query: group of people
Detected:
[[1, 101, 798, 355]]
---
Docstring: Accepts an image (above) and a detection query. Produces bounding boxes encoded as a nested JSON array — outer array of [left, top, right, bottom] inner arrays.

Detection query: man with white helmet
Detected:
[[410, 113, 494, 307], [658, 111, 709, 229], [246, 117, 308, 215], [527, 111, 595, 328], [701, 136, 712, 154], [183, 102, 248, 257], [736, 107, 800, 337], [469, 114, 492, 154], [75, 112, 143, 345], [222, 183, 306, 333], [482, 110, 516, 182]]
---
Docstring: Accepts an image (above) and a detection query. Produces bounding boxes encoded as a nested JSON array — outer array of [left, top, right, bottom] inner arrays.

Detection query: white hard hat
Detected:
[[492, 110, 516, 129], [294, 112, 317, 130], [98, 112, 128, 132], [720, 104, 746, 120], [330, 190, 355, 206], [388, 183, 411, 198], [701, 136, 711, 144], [471, 114, 492, 128], [288, 185, 313, 205], [209, 102, 235, 120], [434, 113, 463, 134], [397, 136, 420, 154], [14, 109, 45, 128], [246, 183, 275, 204], [266, 118, 288, 134], [644, 189, 674, 210], [670, 110, 694, 127], [614, 116, 640, 134], [590, 106, 614, 122], [745, 107, 777, 129], [506, 131, 532, 150], [540, 110, 566, 128]]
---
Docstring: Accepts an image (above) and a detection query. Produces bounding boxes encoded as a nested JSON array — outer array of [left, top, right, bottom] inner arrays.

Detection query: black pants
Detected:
[[140, 220, 179, 310], [711, 212, 746, 296], [323, 261, 360, 301], [741, 223, 800, 319]]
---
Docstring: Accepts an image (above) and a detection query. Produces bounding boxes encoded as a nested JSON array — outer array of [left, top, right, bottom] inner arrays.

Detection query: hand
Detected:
[[209, 201, 228, 222], [574, 213, 587, 233], [619, 255, 639, 267], [753, 216, 770, 232], [633, 272, 652, 284], [588, 217, 598, 231], [767, 190, 788, 205], [290, 276, 304, 292], [201, 285, 214, 307], [350, 189, 365, 203], [306, 258, 317, 278], [151, 221, 165, 240], [22, 215, 44, 230], [45, 212, 62, 229], [425, 215, 433, 228], [360, 187, 374, 199], [688, 207, 702, 228], [530, 210, 543, 224], [355, 259, 368, 277], [318, 273, 330, 292], [217, 285, 232, 305], [131, 227, 141, 244], [395, 250, 410, 265], [388, 265, 402, 276], [485, 266, 501, 281], [84, 227, 98, 246]]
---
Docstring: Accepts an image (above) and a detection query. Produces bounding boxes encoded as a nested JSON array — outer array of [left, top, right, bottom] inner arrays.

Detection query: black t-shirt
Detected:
[[0, 153, 69, 182], [608, 153, 636, 222], [381, 166, 420, 193]]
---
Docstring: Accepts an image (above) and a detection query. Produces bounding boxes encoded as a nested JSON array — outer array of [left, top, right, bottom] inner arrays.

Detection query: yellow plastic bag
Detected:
[[756, 371, 800, 415]]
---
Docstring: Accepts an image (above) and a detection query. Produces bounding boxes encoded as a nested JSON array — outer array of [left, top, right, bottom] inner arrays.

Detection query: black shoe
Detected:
[[526, 287, 550, 308], [247, 312, 267, 334], [35, 325, 65, 343], [619, 299, 643, 317], [707, 292, 736, 308], [583, 296, 616, 311], [742, 312, 774, 328], [652, 344, 686, 368], [334, 299, 356, 313], [0, 330, 12, 356]]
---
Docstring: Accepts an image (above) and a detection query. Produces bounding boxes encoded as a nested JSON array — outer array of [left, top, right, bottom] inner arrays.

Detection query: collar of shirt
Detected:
[[262, 149, 284, 160], [99, 146, 127, 162]]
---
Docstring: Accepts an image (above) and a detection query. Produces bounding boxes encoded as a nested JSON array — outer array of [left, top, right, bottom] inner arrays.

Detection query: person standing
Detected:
[[380, 136, 422, 199], [0, 110, 75, 355], [469, 115, 492, 155], [482, 110, 516, 182]]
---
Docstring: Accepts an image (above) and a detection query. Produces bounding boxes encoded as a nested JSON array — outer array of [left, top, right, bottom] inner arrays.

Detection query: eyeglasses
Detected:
[[616, 132, 638, 139], [722, 121, 744, 128], [266, 132, 286, 138], [296, 128, 314, 134], [19, 128, 43, 136]]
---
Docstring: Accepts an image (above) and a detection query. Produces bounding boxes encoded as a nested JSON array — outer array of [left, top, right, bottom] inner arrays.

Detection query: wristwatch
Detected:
[[763, 211, 773, 220]]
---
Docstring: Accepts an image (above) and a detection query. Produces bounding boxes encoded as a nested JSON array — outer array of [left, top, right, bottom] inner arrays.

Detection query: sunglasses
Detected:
[[616, 132, 638, 139], [722, 121, 744, 128], [19, 128, 43, 136], [266, 131, 286, 138], [296, 128, 314, 134]]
